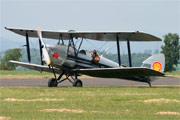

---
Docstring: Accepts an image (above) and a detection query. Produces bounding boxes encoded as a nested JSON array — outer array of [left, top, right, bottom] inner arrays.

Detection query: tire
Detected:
[[73, 79, 83, 87], [48, 78, 58, 87]]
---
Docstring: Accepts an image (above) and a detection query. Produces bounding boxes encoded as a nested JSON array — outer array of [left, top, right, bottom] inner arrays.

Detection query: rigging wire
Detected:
[[101, 43, 117, 54], [84, 39, 99, 51], [74, 38, 80, 47], [120, 42, 127, 55], [97, 41, 108, 52], [29, 38, 36, 51]]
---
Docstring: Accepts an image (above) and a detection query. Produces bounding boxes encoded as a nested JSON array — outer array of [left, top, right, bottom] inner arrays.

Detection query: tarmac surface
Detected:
[[0, 77, 179, 87]]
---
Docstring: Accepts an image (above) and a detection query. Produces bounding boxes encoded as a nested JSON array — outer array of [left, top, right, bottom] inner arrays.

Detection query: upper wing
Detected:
[[5, 27, 161, 41], [73, 67, 164, 79], [9, 60, 62, 74]]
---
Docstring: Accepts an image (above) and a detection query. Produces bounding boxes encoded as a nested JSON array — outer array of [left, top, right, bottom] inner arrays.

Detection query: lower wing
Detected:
[[73, 67, 165, 82], [9, 60, 164, 82], [9, 60, 61, 74]]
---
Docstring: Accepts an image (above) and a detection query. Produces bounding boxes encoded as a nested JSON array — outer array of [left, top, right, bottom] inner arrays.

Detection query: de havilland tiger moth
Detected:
[[5, 27, 165, 87]]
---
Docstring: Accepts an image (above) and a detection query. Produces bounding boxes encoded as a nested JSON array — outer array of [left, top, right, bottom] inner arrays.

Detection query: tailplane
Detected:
[[141, 54, 165, 73]]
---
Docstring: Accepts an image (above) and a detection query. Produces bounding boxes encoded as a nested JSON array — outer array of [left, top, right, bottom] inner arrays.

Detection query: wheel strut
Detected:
[[147, 81, 152, 87], [48, 70, 83, 87]]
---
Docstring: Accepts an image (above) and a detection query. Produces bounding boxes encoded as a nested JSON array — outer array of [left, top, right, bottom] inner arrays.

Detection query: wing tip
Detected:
[[5, 27, 13, 31], [142, 32, 162, 41], [155, 37, 162, 41]]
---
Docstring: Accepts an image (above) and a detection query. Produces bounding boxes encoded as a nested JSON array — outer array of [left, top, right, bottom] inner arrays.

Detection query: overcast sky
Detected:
[[0, 0, 179, 53]]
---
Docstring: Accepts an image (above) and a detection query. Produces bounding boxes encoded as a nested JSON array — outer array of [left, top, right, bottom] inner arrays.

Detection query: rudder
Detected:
[[141, 54, 165, 73]]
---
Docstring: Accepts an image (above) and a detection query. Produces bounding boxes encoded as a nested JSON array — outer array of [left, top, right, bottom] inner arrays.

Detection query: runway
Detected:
[[0, 77, 179, 87]]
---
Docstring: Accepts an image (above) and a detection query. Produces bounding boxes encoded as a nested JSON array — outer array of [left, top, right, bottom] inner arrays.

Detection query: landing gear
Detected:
[[48, 71, 83, 87], [48, 78, 58, 87], [73, 79, 83, 87]]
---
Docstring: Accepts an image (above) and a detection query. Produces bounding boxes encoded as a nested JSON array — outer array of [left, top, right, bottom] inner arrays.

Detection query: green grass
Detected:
[[0, 70, 51, 75], [0, 70, 89, 78], [0, 70, 53, 78], [165, 70, 180, 76], [0, 87, 180, 120]]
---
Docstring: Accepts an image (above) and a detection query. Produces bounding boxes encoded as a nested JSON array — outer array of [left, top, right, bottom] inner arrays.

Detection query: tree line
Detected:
[[0, 33, 179, 72]]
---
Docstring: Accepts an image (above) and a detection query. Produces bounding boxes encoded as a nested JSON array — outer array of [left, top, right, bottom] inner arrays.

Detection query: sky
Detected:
[[0, 0, 179, 54]]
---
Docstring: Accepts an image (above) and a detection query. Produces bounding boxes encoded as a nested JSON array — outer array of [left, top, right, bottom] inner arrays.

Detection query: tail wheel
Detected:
[[73, 79, 83, 87], [48, 78, 58, 87]]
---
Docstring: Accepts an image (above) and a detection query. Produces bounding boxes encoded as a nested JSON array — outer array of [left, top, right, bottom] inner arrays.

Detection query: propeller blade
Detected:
[[37, 28, 51, 65], [25, 32, 31, 63], [36, 27, 51, 66]]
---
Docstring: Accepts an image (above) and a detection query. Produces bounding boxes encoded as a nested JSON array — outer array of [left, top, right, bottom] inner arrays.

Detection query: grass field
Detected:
[[0, 70, 53, 78], [0, 70, 91, 79], [0, 87, 180, 120], [166, 70, 180, 77], [0, 70, 54, 75]]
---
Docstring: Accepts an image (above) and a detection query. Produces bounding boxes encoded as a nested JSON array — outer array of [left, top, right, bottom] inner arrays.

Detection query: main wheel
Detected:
[[73, 79, 83, 87], [48, 78, 58, 87]]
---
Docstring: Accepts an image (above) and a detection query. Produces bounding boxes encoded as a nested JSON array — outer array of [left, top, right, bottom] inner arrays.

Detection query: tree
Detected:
[[161, 33, 180, 72], [0, 48, 22, 70], [154, 49, 159, 54], [144, 50, 152, 55]]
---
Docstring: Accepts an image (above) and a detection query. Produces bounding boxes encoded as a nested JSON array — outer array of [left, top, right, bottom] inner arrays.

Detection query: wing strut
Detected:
[[77, 37, 84, 55], [127, 39, 132, 67], [39, 39, 43, 65], [58, 33, 64, 45], [25, 32, 31, 63], [116, 34, 121, 67]]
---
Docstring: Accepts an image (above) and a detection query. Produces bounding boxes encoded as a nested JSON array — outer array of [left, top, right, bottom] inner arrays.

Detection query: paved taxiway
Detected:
[[0, 77, 179, 87]]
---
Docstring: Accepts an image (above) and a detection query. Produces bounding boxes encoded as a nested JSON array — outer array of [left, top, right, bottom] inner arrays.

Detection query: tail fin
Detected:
[[141, 54, 165, 72]]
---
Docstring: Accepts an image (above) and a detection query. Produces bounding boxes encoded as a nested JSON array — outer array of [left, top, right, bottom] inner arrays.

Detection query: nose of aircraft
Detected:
[[46, 44, 68, 66]]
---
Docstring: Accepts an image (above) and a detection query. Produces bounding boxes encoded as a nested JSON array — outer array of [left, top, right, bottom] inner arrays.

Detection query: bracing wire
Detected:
[[102, 43, 117, 54], [97, 41, 108, 52], [84, 39, 99, 51], [74, 38, 80, 47], [29, 38, 36, 51], [120, 42, 127, 55]]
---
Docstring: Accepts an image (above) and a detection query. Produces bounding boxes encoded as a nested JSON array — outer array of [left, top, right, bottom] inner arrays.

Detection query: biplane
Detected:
[[5, 27, 165, 87]]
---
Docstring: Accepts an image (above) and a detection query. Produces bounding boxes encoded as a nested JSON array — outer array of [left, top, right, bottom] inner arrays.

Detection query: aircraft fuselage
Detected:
[[46, 44, 119, 70]]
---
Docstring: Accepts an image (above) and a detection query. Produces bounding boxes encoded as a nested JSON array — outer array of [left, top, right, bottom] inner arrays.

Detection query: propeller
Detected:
[[36, 27, 51, 66]]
